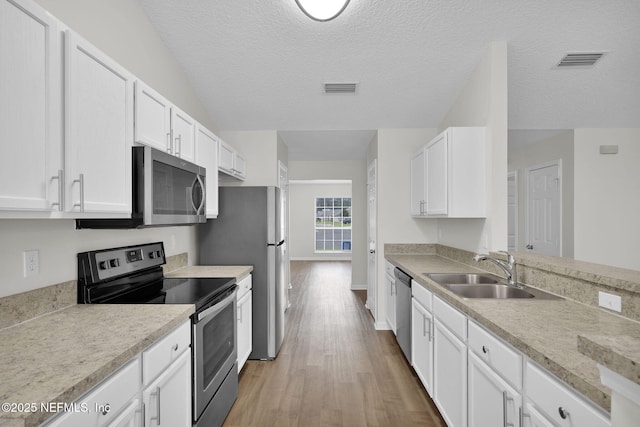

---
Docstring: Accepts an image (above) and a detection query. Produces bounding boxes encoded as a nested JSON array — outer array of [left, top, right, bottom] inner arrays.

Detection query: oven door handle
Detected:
[[196, 287, 237, 322]]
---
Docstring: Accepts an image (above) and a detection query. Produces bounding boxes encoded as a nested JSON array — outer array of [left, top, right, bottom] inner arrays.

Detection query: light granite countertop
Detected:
[[165, 265, 253, 281], [0, 304, 194, 427], [577, 334, 640, 386], [386, 253, 640, 412]]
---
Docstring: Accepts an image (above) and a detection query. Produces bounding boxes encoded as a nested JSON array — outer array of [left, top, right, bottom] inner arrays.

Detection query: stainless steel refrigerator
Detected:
[[198, 186, 286, 360]]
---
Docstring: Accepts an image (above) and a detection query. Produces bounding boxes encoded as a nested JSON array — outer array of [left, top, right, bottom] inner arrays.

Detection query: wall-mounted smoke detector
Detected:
[[556, 52, 606, 68], [323, 82, 358, 94]]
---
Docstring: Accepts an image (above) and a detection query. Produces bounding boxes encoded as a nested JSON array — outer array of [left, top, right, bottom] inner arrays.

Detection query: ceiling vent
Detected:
[[556, 52, 605, 68], [324, 82, 358, 94]]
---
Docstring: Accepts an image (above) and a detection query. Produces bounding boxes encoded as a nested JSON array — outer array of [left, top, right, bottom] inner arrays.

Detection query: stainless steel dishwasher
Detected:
[[394, 267, 412, 363]]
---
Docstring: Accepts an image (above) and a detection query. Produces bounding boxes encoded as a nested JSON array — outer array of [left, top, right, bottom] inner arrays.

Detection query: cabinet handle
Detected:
[[150, 386, 161, 425], [172, 343, 179, 352], [424, 316, 432, 341], [482, 345, 489, 354], [101, 403, 110, 416], [503, 391, 515, 427], [558, 406, 570, 420], [138, 403, 145, 425], [72, 174, 84, 212], [419, 200, 425, 215], [166, 132, 172, 154], [175, 134, 182, 157], [50, 170, 64, 211]]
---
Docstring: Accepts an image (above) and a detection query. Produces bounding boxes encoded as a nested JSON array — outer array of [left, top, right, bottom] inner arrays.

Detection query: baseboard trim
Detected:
[[375, 321, 392, 331], [290, 257, 352, 261]]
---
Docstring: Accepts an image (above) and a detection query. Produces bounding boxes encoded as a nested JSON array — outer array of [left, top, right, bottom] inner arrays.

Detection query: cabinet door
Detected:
[[233, 153, 246, 180], [195, 124, 218, 218], [65, 30, 132, 215], [386, 273, 396, 334], [237, 289, 252, 373], [134, 80, 171, 153], [522, 403, 555, 427], [1, 0, 62, 213], [434, 317, 467, 427], [410, 148, 425, 216], [171, 106, 195, 162], [143, 350, 191, 427], [107, 399, 141, 427], [218, 139, 235, 174], [468, 351, 521, 427], [425, 131, 448, 216], [411, 298, 434, 397]]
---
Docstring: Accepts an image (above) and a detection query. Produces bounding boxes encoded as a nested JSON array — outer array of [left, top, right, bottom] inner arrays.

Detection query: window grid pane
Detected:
[[314, 196, 352, 253]]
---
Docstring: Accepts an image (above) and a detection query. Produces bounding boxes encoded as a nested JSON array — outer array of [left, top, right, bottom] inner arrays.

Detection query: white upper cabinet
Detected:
[[134, 80, 171, 153], [0, 0, 62, 214], [171, 106, 196, 163], [411, 127, 486, 218], [65, 30, 133, 216], [218, 139, 246, 180], [134, 80, 195, 162], [410, 148, 426, 216], [195, 124, 219, 218]]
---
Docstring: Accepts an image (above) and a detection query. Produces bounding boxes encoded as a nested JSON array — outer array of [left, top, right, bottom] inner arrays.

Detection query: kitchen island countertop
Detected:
[[386, 253, 640, 413]]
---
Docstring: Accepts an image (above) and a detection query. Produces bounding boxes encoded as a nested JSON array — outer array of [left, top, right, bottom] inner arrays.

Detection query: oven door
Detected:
[[193, 286, 238, 421], [142, 146, 206, 226]]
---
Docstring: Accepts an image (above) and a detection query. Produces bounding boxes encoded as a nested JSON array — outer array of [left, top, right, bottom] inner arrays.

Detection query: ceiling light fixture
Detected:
[[295, 0, 350, 22]]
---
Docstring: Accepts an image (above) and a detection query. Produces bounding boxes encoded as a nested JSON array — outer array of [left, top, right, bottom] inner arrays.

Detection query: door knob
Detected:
[[369, 249, 376, 254], [526, 244, 533, 250]]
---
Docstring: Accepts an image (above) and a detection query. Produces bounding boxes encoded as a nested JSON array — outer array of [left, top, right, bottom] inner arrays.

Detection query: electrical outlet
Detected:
[[598, 291, 621, 313], [23, 250, 39, 277]]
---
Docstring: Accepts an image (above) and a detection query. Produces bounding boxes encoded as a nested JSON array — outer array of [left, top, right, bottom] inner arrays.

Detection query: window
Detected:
[[315, 197, 352, 252]]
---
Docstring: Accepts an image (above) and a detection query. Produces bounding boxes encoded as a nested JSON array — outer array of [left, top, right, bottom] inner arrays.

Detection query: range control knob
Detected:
[[99, 261, 109, 270], [109, 258, 120, 268], [149, 251, 156, 259]]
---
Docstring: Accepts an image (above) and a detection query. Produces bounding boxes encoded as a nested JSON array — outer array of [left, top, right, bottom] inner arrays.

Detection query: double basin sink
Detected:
[[425, 273, 562, 300]]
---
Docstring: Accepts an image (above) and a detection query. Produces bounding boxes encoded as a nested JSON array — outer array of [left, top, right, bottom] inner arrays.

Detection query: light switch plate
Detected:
[[598, 291, 621, 312]]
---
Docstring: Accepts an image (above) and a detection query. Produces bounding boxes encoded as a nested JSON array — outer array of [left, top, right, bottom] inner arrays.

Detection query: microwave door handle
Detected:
[[191, 175, 205, 215]]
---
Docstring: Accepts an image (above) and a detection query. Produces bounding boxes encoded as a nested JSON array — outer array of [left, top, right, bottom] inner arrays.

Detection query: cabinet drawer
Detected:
[[412, 281, 433, 311], [142, 320, 191, 385], [46, 358, 141, 427], [237, 274, 252, 300], [385, 261, 395, 277], [468, 320, 522, 389], [433, 296, 466, 340], [526, 362, 610, 427]]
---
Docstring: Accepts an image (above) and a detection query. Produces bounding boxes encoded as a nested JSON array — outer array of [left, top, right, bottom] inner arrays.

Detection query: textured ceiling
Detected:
[[139, 0, 640, 159]]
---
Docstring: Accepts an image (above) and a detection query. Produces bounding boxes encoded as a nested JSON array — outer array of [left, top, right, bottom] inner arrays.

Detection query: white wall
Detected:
[[508, 131, 574, 257], [288, 160, 367, 287], [574, 128, 640, 270], [438, 41, 509, 254], [0, 0, 215, 297], [289, 181, 352, 260]]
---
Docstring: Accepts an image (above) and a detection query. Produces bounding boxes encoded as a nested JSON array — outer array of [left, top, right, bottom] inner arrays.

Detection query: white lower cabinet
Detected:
[[406, 280, 610, 427], [468, 351, 521, 427], [44, 321, 191, 427], [385, 261, 396, 334], [46, 358, 141, 427], [411, 296, 434, 396], [434, 316, 467, 427], [525, 362, 610, 427], [237, 274, 253, 373], [142, 350, 191, 427]]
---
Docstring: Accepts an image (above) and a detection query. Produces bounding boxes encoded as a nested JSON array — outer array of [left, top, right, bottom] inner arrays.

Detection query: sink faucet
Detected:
[[473, 251, 520, 288]]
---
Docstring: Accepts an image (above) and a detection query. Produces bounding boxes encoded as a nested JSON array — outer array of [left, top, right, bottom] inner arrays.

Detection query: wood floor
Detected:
[[224, 261, 446, 427]]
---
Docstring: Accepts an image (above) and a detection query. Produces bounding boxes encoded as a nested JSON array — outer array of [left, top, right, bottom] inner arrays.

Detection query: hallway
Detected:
[[224, 261, 446, 426]]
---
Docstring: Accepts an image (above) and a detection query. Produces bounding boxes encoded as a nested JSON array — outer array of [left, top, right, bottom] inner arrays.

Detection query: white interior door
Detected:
[[507, 172, 517, 252], [367, 160, 377, 320], [279, 161, 291, 310], [526, 162, 561, 256]]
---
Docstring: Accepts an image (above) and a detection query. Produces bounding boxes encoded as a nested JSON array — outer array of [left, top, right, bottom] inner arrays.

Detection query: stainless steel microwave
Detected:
[[76, 146, 206, 228]]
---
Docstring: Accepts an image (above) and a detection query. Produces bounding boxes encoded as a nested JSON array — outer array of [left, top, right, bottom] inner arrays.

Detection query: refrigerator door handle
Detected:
[[276, 239, 285, 247]]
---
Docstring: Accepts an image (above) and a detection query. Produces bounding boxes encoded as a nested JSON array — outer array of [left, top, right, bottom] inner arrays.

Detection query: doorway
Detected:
[[525, 161, 561, 256], [367, 160, 377, 319]]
